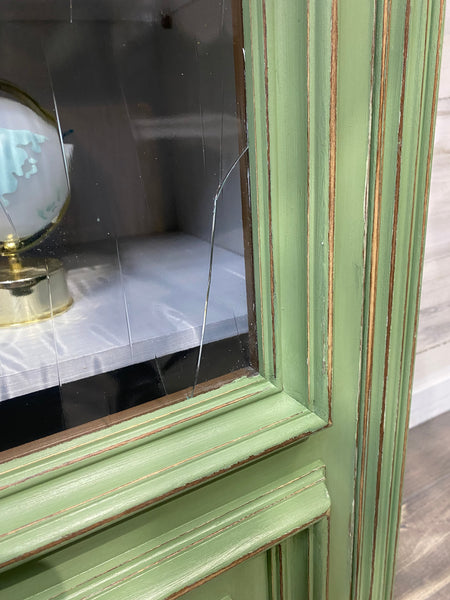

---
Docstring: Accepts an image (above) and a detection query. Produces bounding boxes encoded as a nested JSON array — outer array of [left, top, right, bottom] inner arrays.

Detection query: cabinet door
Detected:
[[0, 1, 444, 599]]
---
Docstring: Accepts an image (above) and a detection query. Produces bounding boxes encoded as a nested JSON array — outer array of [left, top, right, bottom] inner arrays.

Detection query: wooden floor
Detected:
[[393, 410, 450, 599]]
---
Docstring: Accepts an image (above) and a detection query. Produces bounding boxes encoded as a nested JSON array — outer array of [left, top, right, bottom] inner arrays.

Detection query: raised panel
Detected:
[[0, 461, 329, 599], [179, 554, 270, 600]]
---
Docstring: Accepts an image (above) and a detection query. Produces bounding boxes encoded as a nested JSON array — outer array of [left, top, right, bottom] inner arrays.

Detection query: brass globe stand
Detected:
[[0, 80, 73, 326], [0, 252, 72, 327]]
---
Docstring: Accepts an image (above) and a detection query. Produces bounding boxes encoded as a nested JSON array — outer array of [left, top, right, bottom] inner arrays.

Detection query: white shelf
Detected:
[[0, 233, 248, 401]]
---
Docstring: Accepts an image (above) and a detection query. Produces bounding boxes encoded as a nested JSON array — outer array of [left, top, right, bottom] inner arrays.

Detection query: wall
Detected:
[[410, 5, 450, 427]]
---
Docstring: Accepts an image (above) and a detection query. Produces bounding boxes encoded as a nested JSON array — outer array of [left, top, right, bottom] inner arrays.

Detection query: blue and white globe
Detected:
[[0, 92, 72, 254]]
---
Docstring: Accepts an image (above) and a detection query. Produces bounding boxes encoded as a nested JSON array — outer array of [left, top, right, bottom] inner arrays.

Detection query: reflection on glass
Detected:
[[0, 0, 256, 452]]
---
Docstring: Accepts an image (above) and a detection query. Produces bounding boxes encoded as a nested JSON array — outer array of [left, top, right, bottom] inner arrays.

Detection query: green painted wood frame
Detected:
[[353, 0, 446, 597], [0, 0, 444, 599], [0, 0, 335, 574]]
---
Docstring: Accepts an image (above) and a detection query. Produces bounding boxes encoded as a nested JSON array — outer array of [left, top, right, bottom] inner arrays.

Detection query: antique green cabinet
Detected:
[[0, 0, 444, 598]]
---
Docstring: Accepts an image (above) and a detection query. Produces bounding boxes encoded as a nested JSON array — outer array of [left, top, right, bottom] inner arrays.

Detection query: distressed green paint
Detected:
[[280, 531, 309, 598], [306, 0, 334, 419], [294, 0, 375, 597], [262, 0, 309, 404], [243, 0, 275, 382], [1, 461, 330, 599], [0, 383, 327, 570], [353, 1, 445, 598], [180, 555, 269, 600]]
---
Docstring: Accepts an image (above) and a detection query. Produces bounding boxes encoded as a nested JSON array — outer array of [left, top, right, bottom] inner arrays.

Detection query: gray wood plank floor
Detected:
[[393, 411, 450, 599]]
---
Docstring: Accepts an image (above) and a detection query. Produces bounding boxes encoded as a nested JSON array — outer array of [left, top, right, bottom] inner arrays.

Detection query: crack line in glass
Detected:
[[44, 259, 63, 398], [43, 45, 71, 193], [154, 355, 168, 397], [115, 239, 134, 362], [191, 145, 249, 396], [0, 201, 19, 245]]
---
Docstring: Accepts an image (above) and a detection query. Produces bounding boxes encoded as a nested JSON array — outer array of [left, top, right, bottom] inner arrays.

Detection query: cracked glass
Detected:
[[0, 0, 257, 453]]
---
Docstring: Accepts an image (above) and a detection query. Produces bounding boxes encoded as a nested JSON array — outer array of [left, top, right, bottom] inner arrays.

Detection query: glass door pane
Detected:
[[0, 0, 257, 453]]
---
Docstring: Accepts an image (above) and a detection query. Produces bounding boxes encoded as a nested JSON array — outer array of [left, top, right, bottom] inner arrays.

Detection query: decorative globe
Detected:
[[0, 81, 72, 255]]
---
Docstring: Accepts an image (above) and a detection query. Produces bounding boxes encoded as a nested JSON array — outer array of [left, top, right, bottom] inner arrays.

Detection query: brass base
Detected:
[[0, 257, 72, 326]]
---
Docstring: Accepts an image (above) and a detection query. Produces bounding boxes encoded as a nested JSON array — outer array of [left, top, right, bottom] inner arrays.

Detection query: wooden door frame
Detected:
[[0, 0, 335, 576], [352, 0, 445, 597]]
